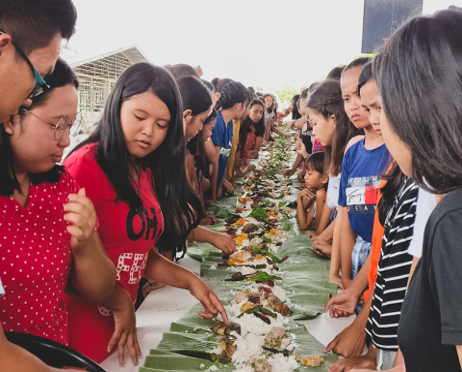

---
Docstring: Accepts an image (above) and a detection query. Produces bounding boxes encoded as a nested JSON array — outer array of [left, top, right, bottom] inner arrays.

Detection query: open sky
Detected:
[[66, 0, 462, 91]]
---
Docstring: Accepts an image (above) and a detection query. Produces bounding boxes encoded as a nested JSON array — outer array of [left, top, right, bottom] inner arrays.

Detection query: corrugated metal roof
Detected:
[[62, 44, 150, 68]]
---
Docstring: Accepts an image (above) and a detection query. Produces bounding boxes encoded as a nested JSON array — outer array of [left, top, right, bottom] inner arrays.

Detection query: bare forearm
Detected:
[[318, 217, 335, 241], [339, 207, 356, 287], [329, 211, 342, 280], [317, 204, 333, 235], [70, 232, 116, 303], [348, 253, 372, 295], [0, 329, 53, 372], [188, 225, 216, 244], [297, 198, 312, 230], [292, 154, 303, 171], [143, 249, 196, 290], [255, 137, 263, 152]]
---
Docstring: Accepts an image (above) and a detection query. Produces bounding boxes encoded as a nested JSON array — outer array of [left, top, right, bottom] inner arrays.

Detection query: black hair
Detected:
[[177, 76, 212, 116], [327, 66, 345, 81], [378, 162, 407, 225], [256, 91, 264, 97], [201, 79, 214, 93], [291, 94, 301, 120], [0, 0, 77, 55], [342, 57, 372, 76], [308, 79, 363, 176], [215, 82, 252, 111], [374, 9, 462, 194], [305, 151, 326, 175], [164, 64, 198, 81], [0, 59, 78, 196], [67, 62, 202, 249], [357, 62, 374, 98], [211, 78, 233, 93], [242, 99, 265, 137], [248, 86, 256, 95], [187, 109, 218, 172]]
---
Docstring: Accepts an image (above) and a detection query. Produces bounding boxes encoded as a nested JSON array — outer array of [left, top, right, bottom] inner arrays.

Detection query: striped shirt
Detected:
[[365, 179, 418, 350]]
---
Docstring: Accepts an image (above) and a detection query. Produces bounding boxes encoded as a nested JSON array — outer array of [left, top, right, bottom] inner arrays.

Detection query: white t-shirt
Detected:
[[407, 188, 437, 258], [327, 174, 341, 210], [0, 276, 4, 298], [264, 111, 274, 125]]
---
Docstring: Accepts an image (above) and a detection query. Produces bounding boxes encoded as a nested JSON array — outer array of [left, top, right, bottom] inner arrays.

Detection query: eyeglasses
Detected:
[[0, 30, 50, 99], [22, 108, 82, 140]]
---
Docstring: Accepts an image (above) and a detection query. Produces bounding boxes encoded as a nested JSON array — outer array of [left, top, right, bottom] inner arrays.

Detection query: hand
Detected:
[[312, 236, 332, 258], [329, 274, 345, 289], [283, 168, 295, 178], [63, 188, 97, 251], [327, 355, 375, 372], [305, 230, 318, 239], [295, 138, 309, 158], [206, 199, 216, 206], [211, 233, 236, 255], [323, 321, 366, 358], [107, 293, 141, 366], [188, 277, 230, 324], [324, 289, 359, 318], [298, 188, 316, 203], [223, 179, 235, 194], [249, 150, 259, 159]]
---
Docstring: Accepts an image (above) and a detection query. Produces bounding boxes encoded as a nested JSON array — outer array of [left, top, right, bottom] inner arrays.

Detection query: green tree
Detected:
[[273, 84, 300, 108]]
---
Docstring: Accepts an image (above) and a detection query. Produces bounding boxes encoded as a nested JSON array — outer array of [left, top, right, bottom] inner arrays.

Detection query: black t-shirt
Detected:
[[398, 188, 462, 372]]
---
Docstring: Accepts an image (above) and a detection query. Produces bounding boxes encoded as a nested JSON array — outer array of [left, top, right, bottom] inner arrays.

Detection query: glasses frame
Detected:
[[0, 30, 50, 99], [21, 108, 81, 140]]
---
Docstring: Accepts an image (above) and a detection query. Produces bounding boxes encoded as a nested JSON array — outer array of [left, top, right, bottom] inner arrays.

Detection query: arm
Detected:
[[283, 153, 303, 178], [294, 117, 308, 130], [143, 249, 229, 323], [329, 209, 344, 287], [64, 189, 116, 303], [316, 202, 333, 235], [270, 123, 288, 137], [339, 206, 357, 289], [297, 189, 316, 230], [313, 189, 327, 231], [0, 324, 55, 372], [254, 136, 263, 153], [210, 145, 221, 203], [188, 226, 236, 255], [185, 153, 199, 194]]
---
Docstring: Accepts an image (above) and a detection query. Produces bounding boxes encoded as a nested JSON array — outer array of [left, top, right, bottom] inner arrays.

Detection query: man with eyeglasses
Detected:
[[0, 0, 77, 124], [0, 1, 79, 371]]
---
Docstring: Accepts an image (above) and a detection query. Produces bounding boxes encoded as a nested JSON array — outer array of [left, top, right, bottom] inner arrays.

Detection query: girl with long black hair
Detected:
[[63, 63, 229, 366]]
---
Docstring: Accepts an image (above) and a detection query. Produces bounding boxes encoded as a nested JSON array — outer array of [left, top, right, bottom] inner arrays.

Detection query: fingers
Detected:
[[107, 328, 122, 355], [117, 332, 128, 366], [323, 336, 338, 353], [211, 294, 230, 325], [126, 332, 140, 366], [324, 295, 336, 312]]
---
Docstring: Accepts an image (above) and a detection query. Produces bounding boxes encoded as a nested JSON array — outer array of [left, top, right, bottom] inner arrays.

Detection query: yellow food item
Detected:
[[229, 250, 251, 264], [255, 255, 265, 260], [234, 218, 249, 226], [268, 211, 281, 219], [234, 233, 249, 246], [240, 302, 255, 313], [238, 197, 251, 204], [268, 229, 277, 236]]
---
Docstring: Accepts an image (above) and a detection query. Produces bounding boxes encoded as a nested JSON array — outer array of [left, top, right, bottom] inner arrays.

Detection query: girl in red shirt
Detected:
[[0, 60, 116, 347], [64, 63, 229, 366]]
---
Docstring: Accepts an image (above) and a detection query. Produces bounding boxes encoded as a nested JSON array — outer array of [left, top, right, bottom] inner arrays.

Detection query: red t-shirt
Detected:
[[63, 144, 164, 363], [0, 171, 77, 345]]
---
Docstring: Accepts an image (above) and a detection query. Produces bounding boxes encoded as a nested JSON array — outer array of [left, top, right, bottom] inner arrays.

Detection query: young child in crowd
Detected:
[[297, 152, 328, 231]]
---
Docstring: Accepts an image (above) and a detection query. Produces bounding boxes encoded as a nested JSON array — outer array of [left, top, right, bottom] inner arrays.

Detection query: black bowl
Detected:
[[5, 332, 106, 372]]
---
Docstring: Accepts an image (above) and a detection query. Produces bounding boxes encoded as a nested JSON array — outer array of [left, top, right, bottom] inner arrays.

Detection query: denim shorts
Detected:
[[352, 235, 372, 313]]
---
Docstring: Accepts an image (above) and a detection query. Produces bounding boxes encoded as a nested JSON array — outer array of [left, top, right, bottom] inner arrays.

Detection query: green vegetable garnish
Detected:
[[237, 306, 277, 319]]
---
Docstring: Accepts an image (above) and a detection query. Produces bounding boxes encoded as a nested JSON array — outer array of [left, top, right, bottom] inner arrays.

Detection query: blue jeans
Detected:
[[352, 235, 371, 313]]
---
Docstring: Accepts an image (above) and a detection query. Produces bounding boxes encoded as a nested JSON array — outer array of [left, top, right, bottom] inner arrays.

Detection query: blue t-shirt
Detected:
[[211, 112, 234, 188], [338, 140, 391, 242]]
